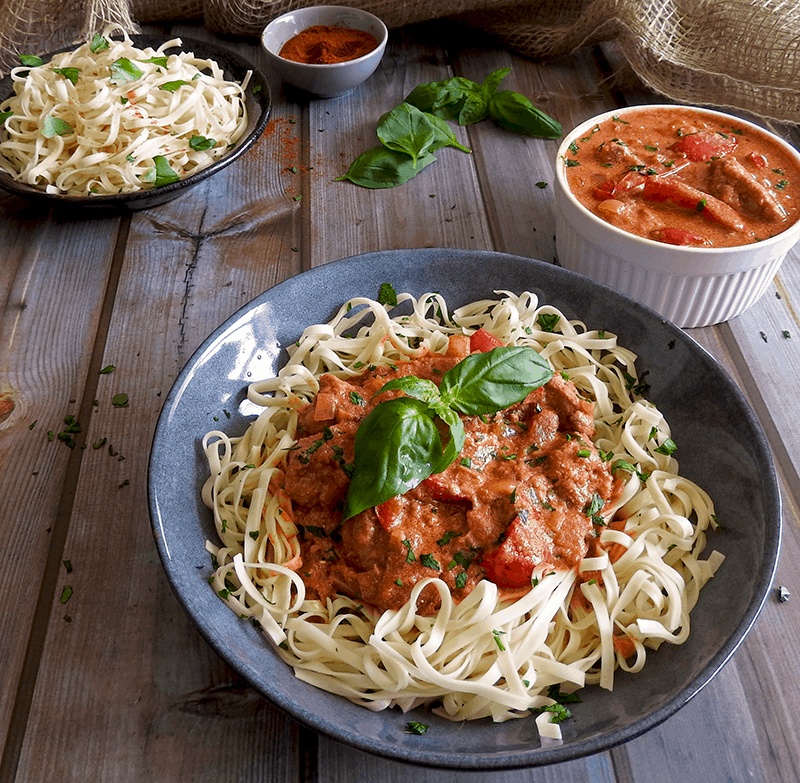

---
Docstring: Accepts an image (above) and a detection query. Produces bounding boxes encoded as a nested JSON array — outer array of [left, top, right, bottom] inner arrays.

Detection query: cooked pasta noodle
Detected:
[[201, 290, 724, 736], [0, 27, 250, 195]]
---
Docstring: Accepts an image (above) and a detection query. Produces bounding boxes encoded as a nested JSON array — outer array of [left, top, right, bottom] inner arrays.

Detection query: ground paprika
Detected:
[[279, 25, 378, 64]]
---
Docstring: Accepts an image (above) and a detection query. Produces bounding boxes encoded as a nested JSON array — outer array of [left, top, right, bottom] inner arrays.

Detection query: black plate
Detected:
[[148, 249, 781, 769], [0, 35, 270, 210]]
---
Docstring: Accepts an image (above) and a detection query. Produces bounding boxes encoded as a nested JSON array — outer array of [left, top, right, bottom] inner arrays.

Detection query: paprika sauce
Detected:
[[563, 106, 800, 247], [279, 25, 379, 64], [282, 331, 623, 616]]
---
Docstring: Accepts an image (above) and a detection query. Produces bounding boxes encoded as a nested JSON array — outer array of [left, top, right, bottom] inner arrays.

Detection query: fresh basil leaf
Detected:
[[481, 67, 510, 97], [335, 146, 437, 189], [42, 115, 74, 138], [425, 113, 471, 153], [405, 76, 483, 123], [403, 81, 441, 113], [434, 77, 483, 123], [19, 54, 43, 67], [189, 135, 216, 151], [0, 110, 13, 126], [377, 103, 437, 166], [160, 79, 189, 92], [440, 346, 552, 415], [342, 397, 444, 520], [141, 56, 169, 68], [110, 58, 144, 84], [431, 405, 465, 472], [90, 34, 110, 53], [52, 67, 80, 85], [488, 91, 562, 139], [152, 155, 180, 186], [376, 376, 442, 406], [457, 91, 489, 126]]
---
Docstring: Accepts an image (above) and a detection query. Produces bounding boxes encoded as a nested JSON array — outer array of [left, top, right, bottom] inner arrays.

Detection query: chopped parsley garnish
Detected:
[[377, 282, 398, 307], [537, 313, 560, 332], [492, 629, 506, 651]]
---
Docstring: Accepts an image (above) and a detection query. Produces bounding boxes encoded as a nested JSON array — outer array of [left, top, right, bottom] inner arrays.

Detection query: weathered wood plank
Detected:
[[0, 198, 120, 767], [318, 738, 616, 783], [11, 23, 304, 783]]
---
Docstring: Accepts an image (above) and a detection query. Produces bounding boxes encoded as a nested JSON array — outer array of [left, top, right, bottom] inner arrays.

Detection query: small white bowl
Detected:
[[554, 105, 800, 327], [261, 6, 387, 98]]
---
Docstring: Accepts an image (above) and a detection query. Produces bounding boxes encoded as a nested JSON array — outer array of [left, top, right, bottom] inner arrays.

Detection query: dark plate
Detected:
[[0, 35, 270, 210], [148, 249, 780, 770]]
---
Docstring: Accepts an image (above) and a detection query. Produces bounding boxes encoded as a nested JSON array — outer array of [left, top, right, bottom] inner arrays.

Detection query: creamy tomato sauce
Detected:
[[564, 106, 800, 247], [282, 334, 623, 615]]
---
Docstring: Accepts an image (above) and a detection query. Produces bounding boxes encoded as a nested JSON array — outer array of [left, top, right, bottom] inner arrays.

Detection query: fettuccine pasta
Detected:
[[0, 28, 250, 195], [201, 290, 724, 737]]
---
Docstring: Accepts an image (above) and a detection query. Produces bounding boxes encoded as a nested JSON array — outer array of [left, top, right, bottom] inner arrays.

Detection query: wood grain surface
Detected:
[[1, 18, 798, 783]]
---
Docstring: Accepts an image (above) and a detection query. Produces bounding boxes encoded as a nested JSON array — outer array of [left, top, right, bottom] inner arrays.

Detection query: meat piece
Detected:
[[595, 139, 643, 168], [642, 176, 748, 233], [707, 156, 787, 223], [284, 424, 355, 508]]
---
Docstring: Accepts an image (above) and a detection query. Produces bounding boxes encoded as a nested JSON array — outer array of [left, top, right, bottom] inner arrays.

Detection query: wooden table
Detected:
[[1, 19, 798, 783]]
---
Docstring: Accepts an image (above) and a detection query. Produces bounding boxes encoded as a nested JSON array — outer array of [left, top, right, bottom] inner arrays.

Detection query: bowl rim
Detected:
[[0, 34, 271, 209], [555, 103, 800, 255], [261, 4, 388, 68]]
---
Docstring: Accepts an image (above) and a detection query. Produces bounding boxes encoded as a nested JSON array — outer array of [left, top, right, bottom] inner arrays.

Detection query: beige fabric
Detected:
[[2, 0, 800, 126]]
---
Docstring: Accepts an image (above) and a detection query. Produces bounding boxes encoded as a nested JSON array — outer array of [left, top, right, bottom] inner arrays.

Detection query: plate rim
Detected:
[[0, 33, 271, 208]]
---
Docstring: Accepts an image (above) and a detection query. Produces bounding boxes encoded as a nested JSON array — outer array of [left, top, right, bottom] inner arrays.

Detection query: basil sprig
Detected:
[[406, 67, 562, 138], [341, 346, 553, 520], [338, 68, 561, 189]]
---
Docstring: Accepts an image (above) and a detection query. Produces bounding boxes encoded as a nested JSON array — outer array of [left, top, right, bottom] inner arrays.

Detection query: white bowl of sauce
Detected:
[[261, 6, 387, 98], [554, 105, 800, 327]]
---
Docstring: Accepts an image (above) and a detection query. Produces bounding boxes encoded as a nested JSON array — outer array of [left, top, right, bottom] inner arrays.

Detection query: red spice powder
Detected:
[[279, 25, 378, 64]]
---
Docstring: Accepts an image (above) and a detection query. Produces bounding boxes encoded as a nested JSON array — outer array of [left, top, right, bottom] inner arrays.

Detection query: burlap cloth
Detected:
[[2, 0, 800, 126]]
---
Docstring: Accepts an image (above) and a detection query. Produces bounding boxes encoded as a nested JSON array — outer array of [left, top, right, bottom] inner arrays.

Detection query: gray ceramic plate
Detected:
[[0, 35, 270, 210], [148, 249, 780, 770]]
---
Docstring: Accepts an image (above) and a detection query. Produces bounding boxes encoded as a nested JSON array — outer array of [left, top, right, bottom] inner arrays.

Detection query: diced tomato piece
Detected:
[[481, 511, 551, 588], [655, 227, 711, 246], [748, 151, 768, 168], [421, 472, 469, 502], [375, 495, 404, 531], [469, 328, 504, 353], [592, 179, 617, 200], [592, 170, 646, 201], [613, 634, 637, 659], [670, 130, 737, 162], [445, 334, 471, 358]]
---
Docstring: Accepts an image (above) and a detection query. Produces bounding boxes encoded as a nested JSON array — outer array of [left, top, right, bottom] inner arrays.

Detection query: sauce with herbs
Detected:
[[282, 334, 622, 615], [563, 106, 800, 247]]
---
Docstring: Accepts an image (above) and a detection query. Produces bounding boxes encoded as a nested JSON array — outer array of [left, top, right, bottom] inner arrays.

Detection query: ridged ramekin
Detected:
[[554, 106, 800, 328]]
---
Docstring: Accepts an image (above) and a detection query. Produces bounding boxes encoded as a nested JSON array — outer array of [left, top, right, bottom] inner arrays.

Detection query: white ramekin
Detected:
[[554, 105, 800, 328]]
